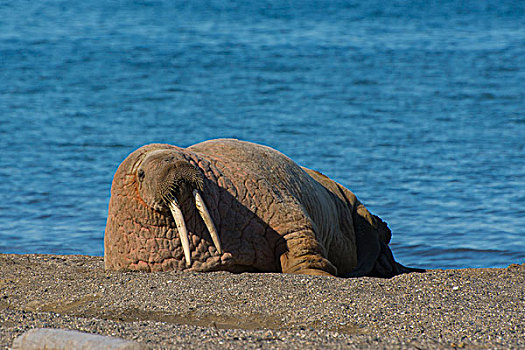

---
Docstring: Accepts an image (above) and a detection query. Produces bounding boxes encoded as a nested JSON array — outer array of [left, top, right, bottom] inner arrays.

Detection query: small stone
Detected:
[[12, 328, 146, 350]]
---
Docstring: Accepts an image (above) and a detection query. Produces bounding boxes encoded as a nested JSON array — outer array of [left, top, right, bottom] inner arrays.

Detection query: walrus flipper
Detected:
[[366, 241, 425, 277], [341, 206, 382, 277], [344, 205, 424, 278]]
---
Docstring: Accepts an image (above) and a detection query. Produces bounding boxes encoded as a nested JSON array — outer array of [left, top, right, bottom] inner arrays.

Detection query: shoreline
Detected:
[[1, 253, 524, 349]]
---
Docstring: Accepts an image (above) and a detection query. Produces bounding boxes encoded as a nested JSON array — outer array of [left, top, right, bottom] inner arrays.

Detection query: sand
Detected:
[[0, 254, 523, 349]]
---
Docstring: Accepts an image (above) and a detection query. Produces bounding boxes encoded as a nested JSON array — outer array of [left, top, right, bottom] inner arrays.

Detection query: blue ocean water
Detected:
[[1, 0, 524, 269]]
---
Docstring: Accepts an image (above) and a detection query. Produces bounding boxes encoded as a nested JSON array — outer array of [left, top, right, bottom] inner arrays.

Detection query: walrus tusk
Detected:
[[193, 189, 223, 254], [168, 199, 191, 267]]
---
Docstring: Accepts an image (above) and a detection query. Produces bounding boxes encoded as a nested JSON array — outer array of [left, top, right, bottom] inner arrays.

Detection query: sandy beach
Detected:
[[0, 254, 523, 349]]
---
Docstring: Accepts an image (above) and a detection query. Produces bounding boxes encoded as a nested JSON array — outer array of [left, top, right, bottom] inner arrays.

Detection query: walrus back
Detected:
[[190, 139, 359, 275]]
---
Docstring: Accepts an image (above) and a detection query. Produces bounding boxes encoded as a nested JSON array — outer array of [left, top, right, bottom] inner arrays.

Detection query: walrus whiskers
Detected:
[[168, 198, 192, 267], [193, 189, 223, 254]]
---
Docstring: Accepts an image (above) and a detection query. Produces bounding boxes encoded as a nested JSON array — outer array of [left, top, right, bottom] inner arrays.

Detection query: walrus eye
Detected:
[[138, 169, 145, 182]]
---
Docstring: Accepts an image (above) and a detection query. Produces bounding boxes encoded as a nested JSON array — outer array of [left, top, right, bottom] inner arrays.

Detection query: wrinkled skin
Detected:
[[105, 139, 422, 277]]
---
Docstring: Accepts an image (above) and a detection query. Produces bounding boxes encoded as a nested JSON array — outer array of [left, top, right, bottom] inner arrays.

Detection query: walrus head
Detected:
[[135, 150, 203, 212], [133, 149, 223, 267]]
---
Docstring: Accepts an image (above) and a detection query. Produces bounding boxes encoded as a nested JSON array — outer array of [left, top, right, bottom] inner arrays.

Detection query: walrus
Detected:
[[104, 139, 422, 277]]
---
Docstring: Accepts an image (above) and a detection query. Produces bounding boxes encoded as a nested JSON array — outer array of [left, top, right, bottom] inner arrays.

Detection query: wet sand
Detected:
[[0, 254, 523, 349]]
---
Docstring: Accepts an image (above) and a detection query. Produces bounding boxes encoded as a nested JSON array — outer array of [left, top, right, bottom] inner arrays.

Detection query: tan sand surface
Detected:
[[0, 254, 523, 349]]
